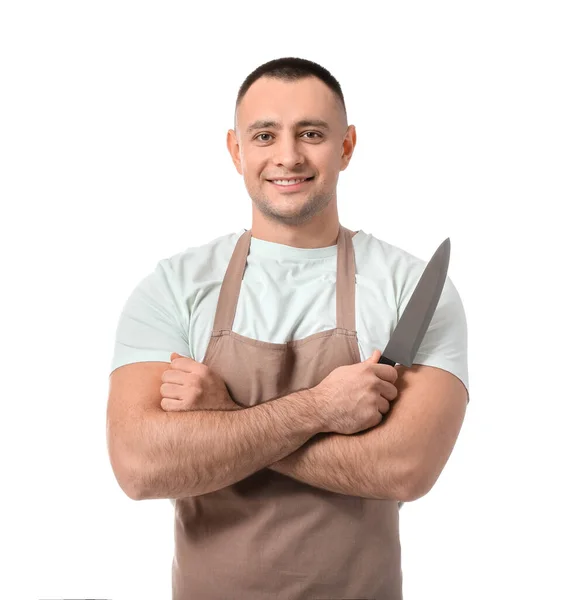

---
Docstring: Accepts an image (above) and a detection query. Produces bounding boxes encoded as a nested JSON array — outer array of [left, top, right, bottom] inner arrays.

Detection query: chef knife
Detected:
[[378, 237, 451, 368]]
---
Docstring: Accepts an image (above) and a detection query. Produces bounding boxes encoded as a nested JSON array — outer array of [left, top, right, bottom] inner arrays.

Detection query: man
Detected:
[[107, 57, 469, 600]]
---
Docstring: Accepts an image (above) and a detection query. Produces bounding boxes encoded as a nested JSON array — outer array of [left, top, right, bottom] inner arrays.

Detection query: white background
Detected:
[[1, 1, 586, 599]]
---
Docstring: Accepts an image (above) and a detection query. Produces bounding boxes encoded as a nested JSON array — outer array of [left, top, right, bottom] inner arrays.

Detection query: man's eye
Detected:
[[255, 132, 322, 142]]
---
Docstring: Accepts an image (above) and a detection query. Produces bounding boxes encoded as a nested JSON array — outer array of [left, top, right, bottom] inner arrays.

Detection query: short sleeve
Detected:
[[110, 259, 191, 375], [409, 275, 470, 403]]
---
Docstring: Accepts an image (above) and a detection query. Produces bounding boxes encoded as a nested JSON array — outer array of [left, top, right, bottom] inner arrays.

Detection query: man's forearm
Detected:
[[267, 419, 409, 501], [132, 390, 322, 500]]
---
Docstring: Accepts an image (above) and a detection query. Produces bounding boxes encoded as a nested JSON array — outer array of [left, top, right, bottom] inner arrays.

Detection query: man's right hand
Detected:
[[310, 349, 399, 435]]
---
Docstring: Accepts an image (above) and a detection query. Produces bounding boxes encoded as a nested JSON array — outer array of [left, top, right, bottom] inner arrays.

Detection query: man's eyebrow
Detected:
[[245, 119, 331, 134]]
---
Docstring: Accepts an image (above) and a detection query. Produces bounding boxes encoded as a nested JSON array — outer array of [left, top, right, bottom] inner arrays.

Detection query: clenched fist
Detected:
[[160, 352, 242, 412], [311, 349, 399, 435]]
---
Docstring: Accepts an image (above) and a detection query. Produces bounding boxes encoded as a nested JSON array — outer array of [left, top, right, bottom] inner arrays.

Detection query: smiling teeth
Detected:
[[273, 178, 307, 186]]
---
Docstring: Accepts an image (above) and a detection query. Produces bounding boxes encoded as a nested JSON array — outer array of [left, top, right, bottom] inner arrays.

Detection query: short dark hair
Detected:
[[234, 57, 347, 130]]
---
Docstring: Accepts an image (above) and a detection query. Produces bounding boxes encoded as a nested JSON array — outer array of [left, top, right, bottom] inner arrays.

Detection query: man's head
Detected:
[[227, 57, 356, 232]]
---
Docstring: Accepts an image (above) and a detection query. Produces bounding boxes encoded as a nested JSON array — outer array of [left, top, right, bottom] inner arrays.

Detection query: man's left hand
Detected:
[[160, 352, 242, 412]]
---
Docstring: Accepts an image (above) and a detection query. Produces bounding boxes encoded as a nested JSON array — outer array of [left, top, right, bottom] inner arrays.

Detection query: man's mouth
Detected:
[[268, 176, 314, 189]]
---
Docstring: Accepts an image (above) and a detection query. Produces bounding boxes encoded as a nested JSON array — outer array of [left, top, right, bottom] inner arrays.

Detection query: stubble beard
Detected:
[[250, 183, 335, 227]]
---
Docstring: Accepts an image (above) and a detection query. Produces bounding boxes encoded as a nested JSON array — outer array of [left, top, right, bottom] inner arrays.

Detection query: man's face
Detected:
[[227, 76, 356, 227]]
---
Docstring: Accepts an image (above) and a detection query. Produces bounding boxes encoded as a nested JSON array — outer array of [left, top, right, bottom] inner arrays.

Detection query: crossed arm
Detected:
[[111, 361, 467, 502], [211, 364, 468, 502], [267, 422, 406, 501]]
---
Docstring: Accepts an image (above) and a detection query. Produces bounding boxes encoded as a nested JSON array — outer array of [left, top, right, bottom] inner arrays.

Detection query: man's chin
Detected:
[[254, 205, 313, 226]]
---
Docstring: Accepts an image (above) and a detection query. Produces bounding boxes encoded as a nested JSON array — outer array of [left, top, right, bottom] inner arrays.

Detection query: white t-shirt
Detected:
[[110, 228, 470, 400]]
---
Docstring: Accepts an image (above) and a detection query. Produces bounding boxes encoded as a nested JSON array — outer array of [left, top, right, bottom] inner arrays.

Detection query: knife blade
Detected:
[[378, 237, 451, 368]]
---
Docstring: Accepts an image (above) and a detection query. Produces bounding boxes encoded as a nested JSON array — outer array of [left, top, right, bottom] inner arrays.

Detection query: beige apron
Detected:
[[172, 225, 403, 599]]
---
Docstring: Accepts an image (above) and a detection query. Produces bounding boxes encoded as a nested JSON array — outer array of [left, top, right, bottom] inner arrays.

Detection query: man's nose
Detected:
[[272, 138, 305, 168]]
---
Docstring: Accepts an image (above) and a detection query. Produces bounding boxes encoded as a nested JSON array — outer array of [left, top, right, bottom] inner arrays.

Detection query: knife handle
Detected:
[[377, 353, 402, 510], [378, 355, 396, 367]]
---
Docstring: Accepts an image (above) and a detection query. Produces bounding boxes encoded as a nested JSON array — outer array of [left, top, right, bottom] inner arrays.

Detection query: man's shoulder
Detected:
[[356, 229, 428, 275], [159, 228, 245, 276], [358, 230, 464, 305]]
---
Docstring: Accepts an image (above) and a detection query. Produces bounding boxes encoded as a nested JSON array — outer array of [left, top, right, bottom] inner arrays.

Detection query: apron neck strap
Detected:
[[213, 225, 357, 333]]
